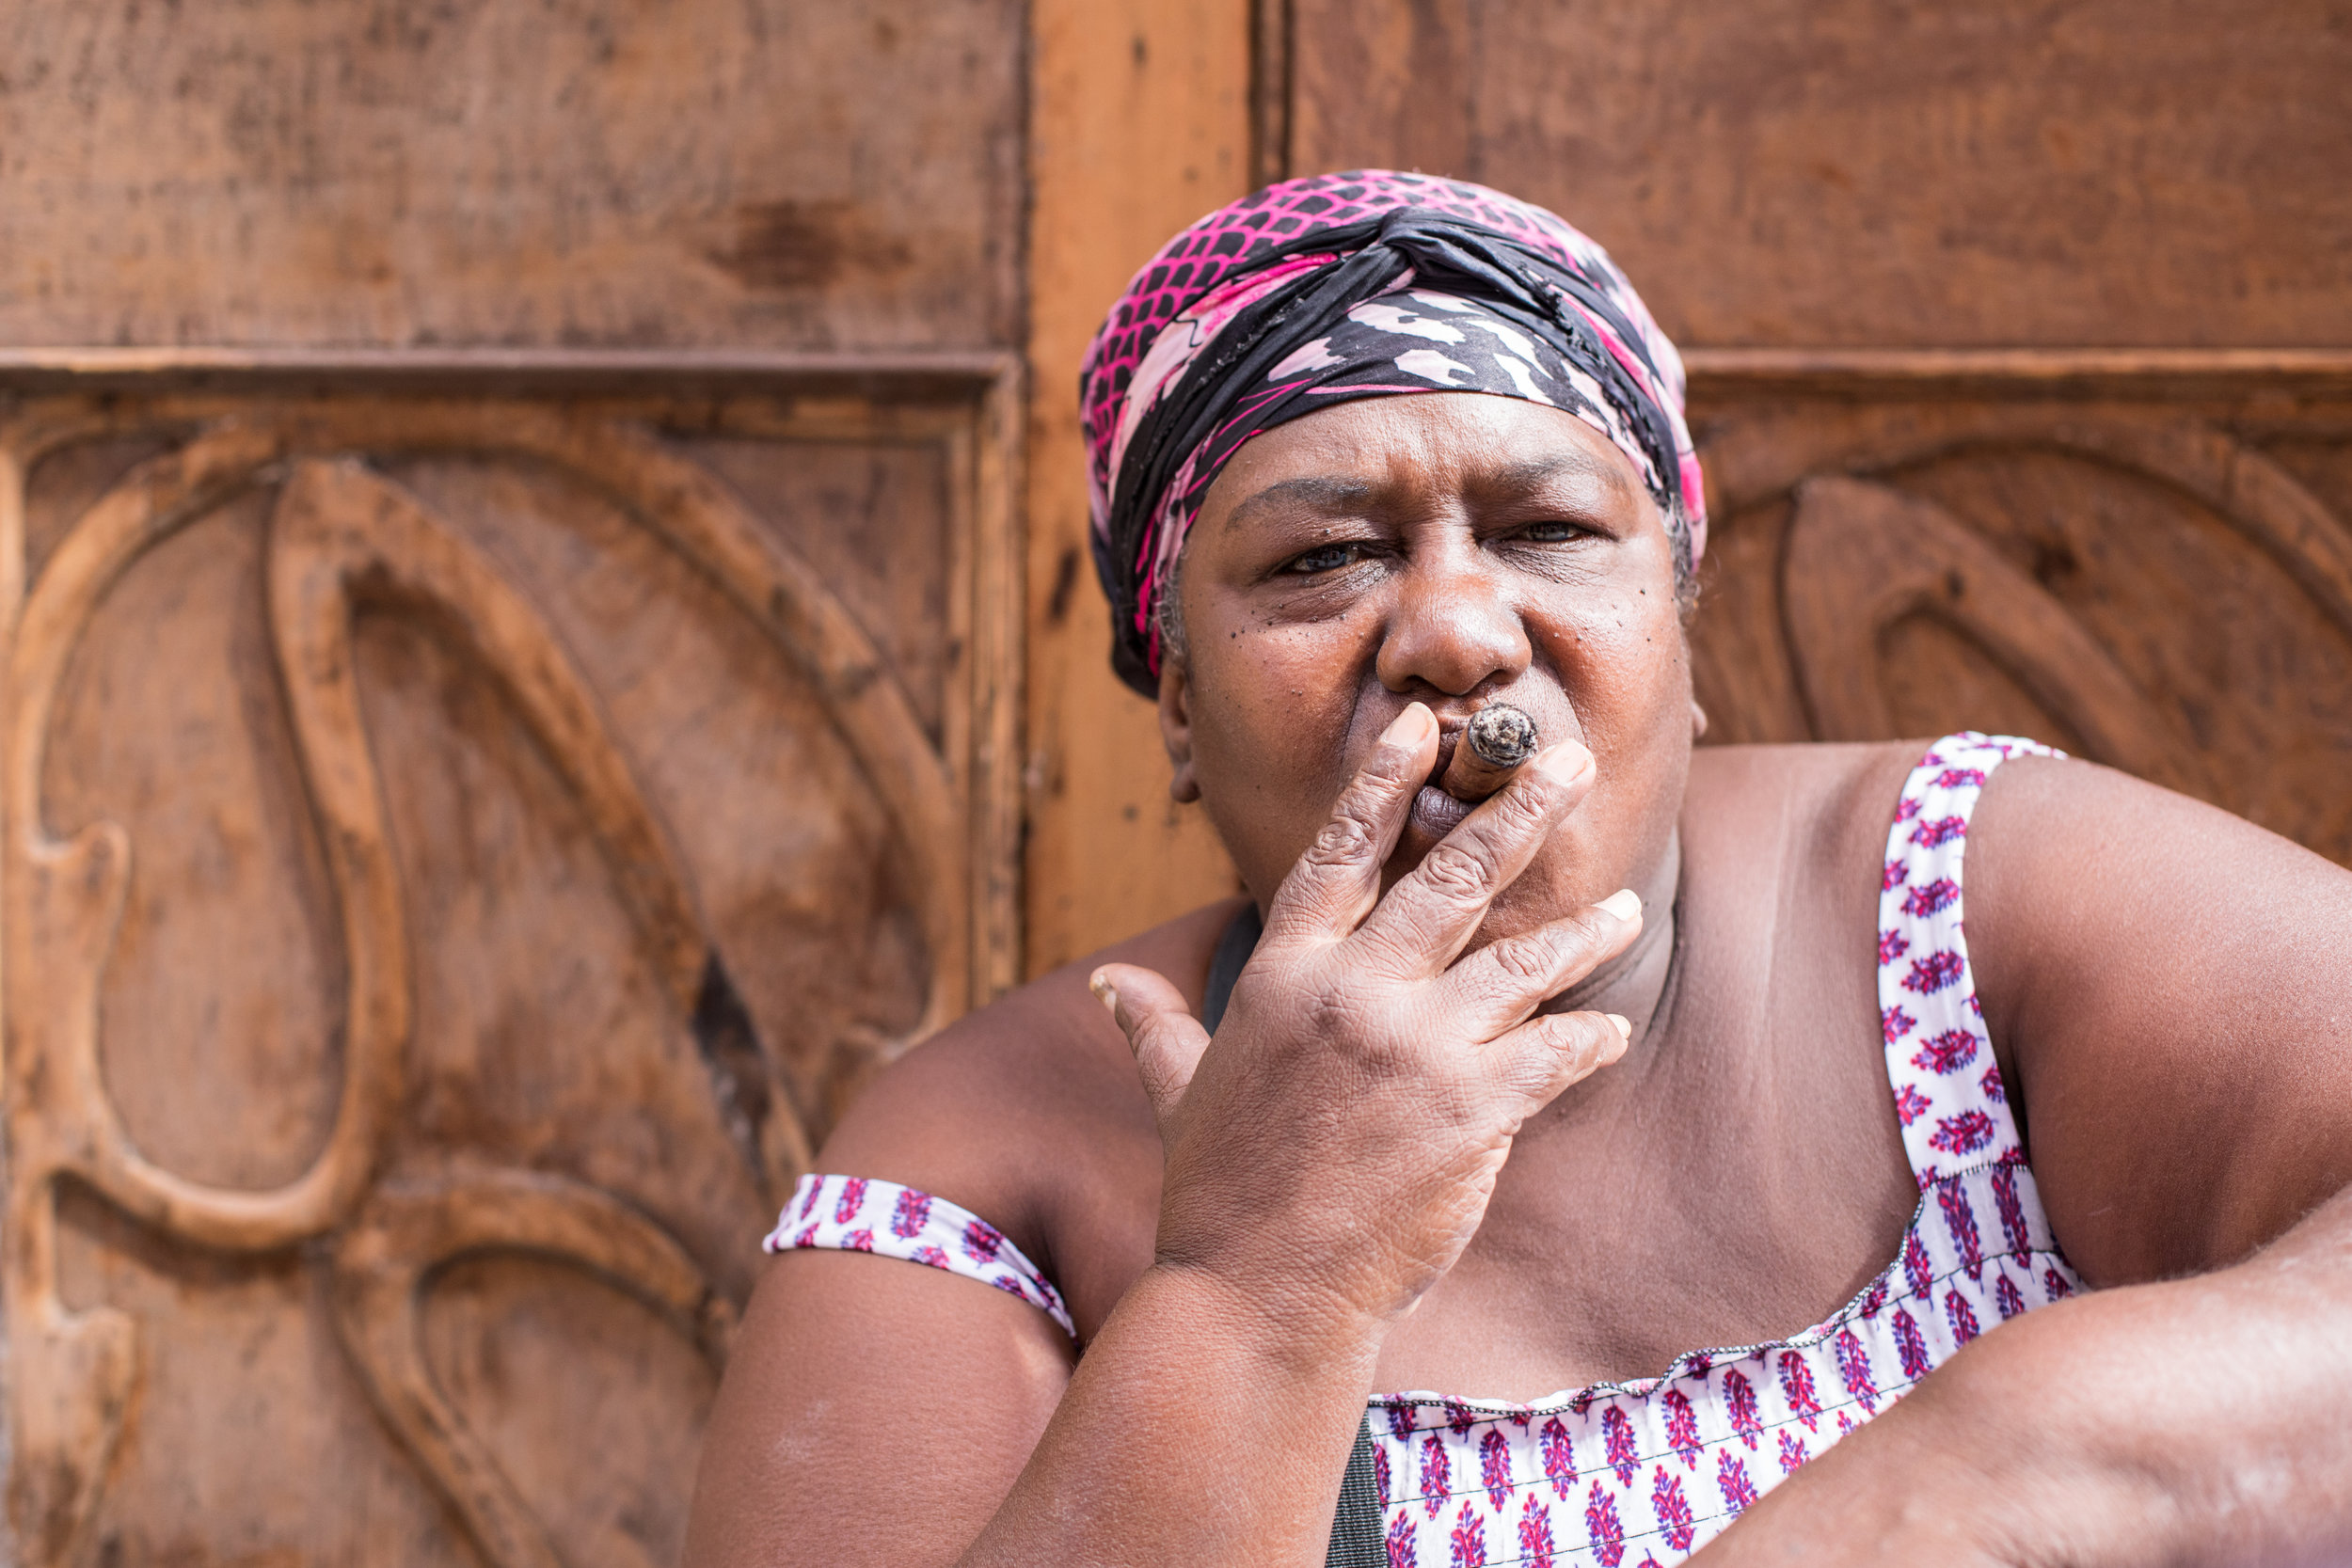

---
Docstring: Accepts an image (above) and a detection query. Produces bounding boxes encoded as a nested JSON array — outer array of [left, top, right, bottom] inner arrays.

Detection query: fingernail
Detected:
[[1088, 972, 1119, 1016], [1607, 1013, 1632, 1040], [1383, 702, 1437, 749], [1534, 741, 1593, 786], [1597, 888, 1642, 923]]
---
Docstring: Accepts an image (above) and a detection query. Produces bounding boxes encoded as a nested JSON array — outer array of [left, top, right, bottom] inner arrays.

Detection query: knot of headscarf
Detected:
[[1081, 170, 1705, 697]]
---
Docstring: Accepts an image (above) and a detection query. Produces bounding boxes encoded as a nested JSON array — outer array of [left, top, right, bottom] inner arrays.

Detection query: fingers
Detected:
[[1261, 704, 1441, 946], [1491, 1006, 1633, 1107], [1438, 889, 1645, 1037], [1359, 738, 1596, 971], [1089, 963, 1211, 1130]]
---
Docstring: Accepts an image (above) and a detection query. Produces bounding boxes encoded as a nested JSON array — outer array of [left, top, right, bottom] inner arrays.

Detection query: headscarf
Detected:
[[1082, 170, 1706, 696]]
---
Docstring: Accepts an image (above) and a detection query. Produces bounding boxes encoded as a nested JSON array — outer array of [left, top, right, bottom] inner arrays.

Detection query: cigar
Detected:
[[1438, 704, 1540, 802]]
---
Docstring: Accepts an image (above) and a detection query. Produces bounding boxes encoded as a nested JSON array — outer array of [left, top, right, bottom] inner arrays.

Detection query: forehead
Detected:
[[1200, 392, 1648, 527]]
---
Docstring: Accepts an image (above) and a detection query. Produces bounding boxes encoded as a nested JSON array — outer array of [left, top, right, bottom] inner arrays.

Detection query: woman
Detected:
[[686, 172, 2352, 1566]]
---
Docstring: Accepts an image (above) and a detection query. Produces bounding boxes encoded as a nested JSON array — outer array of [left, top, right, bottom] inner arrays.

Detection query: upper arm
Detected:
[[684, 1248, 1074, 1568], [1968, 756, 2352, 1285], [684, 926, 1191, 1565], [681, 1007, 1098, 1568]]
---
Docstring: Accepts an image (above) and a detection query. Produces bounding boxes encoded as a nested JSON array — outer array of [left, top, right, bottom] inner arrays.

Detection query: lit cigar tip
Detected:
[[1465, 704, 1539, 769]]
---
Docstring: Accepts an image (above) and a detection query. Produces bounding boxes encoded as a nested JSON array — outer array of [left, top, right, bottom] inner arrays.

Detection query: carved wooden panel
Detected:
[[1684, 360, 2352, 864], [0, 360, 1020, 1566]]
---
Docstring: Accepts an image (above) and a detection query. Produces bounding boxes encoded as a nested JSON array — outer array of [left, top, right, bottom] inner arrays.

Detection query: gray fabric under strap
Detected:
[[1200, 904, 1263, 1035], [1326, 1418, 1385, 1566]]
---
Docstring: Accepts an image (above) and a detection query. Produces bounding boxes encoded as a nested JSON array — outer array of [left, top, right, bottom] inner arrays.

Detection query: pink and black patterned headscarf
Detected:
[[1083, 170, 1707, 696]]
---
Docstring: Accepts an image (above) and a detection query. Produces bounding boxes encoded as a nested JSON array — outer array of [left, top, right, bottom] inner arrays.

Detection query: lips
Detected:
[[1410, 784, 1474, 839], [1409, 726, 1478, 839]]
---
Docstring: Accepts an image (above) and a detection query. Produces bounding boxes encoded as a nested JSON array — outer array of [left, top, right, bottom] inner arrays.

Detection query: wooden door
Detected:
[[0, 5, 1023, 1563], [1268, 0, 2352, 863], [6, 1, 2346, 1562]]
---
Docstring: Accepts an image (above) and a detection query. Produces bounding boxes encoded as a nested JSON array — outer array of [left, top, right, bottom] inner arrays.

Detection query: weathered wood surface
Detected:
[[1685, 372, 2352, 862], [1, 379, 1022, 1564], [1, 2, 1028, 1560], [1022, 0, 1253, 976], [0, 0, 1025, 349], [1286, 0, 2352, 349]]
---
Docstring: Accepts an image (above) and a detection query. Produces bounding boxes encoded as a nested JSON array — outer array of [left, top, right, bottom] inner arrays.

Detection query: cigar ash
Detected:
[[1436, 703, 1540, 804]]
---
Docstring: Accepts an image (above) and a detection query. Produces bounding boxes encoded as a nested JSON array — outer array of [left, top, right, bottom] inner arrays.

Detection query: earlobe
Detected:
[[1160, 658, 1201, 802], [1690, 699, 1709, 739]]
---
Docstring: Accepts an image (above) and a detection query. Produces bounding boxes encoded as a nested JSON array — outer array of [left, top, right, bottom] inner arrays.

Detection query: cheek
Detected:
[[1535, 562, 1688, 721], [1534, 583, 1691, 816], [1184, 618, 1382, 888]]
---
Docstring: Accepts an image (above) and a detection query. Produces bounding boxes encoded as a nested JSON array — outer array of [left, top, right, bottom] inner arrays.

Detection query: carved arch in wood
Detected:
[[0, 390, 999, 1567], [1692, 408, 2352, 819]]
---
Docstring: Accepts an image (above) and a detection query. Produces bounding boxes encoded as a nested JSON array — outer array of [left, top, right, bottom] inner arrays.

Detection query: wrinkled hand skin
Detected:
[[1093, 701, 1638, 1341]]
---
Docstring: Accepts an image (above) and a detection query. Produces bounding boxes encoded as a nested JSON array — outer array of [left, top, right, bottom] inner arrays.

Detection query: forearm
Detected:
[[960, 1262, 1385, 1568], [1702, 1186, 2352, 1566]]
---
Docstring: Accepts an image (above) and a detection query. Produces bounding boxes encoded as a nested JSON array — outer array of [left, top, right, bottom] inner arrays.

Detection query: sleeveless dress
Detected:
[[765, 734, 2085, 1567]]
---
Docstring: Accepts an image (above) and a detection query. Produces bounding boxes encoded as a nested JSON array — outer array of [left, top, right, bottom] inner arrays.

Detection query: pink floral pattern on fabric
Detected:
[[764, 1173, 1074, 1338], [770, 733, 2085, 1566], [1358, 732, 2083, 1566]]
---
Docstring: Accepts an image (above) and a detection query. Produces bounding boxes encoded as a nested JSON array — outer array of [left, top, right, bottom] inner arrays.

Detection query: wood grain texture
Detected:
[[1023, 0, 1252, 978], [0, 0, 1025, 349], [0, 376, 1018, 1566], [1683, 380, 2352, 864], [1289, 0, 2352, 349]]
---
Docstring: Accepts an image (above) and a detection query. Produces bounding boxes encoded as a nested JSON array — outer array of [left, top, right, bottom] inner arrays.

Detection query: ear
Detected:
[[1690, 698, 1709, 740], [1159, 655, 1201, 802]]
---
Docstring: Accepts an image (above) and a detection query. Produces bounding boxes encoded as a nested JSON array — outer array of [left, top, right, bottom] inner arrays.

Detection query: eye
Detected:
[[1517, 520, 1589, 543], [1279, 542, 1372, 576]]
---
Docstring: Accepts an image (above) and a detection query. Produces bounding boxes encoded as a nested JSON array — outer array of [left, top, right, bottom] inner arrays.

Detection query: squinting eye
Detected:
[[1519, 521, 1586, 543], [1283, 544, 1364, 575]]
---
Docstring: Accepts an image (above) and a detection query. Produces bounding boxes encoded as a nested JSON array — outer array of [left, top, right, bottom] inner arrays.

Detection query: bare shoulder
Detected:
[[1963, 748, 2352, 1038], [1682, 737, 1926, 873], [811, 895, 1250, 1316], [1956, 751, 2352, 1277]]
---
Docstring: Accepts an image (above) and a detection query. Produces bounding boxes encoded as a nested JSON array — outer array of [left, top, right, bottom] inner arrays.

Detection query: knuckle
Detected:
[[1349, 923, 1429, 979], [1486, 774, 1561, 833], [1416, 842, 1497, 903], [1550, 1012, 1613, 1066], [1301, 809, 1377, 868], [1558, 907, 1613, 958], [1486, 933, 1557, 986]]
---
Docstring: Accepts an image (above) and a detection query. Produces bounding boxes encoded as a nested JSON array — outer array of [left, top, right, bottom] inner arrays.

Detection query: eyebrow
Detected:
[[1222, 475, 1378, 532], [1476, 450, 1631, 499], [1222, 448, 1631, 531]]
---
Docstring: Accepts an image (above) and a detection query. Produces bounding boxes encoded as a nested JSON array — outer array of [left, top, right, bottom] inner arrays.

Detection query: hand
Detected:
[[1090, 701, 1643, 1334]]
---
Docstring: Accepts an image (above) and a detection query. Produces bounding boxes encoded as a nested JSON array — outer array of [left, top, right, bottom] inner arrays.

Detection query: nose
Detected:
[[1373, 545, 1532, 698]]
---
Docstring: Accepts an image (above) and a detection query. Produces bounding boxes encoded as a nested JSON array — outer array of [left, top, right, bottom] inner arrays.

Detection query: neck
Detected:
[[1543, 827, 1681, 1044]]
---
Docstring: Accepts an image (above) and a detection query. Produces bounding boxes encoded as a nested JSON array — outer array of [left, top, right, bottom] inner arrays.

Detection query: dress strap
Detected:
[[765, 1174, 1076, 1338], [1878, 732, 2062, 1189]]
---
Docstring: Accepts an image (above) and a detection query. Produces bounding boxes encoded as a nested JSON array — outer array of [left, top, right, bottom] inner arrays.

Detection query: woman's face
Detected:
[[1162, 390, 1693, 945]]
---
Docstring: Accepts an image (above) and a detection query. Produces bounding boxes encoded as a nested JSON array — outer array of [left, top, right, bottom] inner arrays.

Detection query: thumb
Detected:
[[1089, 962, 1211, 1130]]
